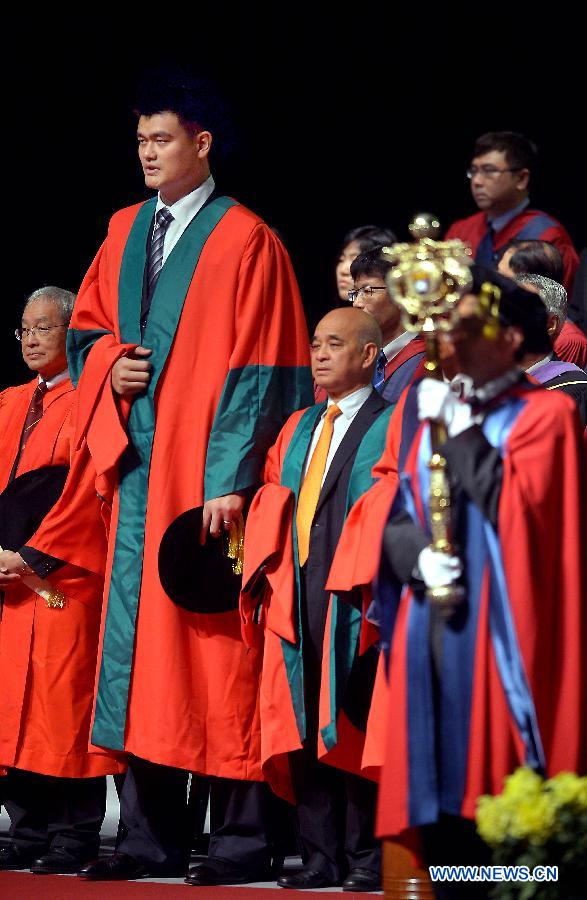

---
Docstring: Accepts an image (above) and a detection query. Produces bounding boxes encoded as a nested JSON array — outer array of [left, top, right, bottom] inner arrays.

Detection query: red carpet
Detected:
[[0, 871, 378, 898]]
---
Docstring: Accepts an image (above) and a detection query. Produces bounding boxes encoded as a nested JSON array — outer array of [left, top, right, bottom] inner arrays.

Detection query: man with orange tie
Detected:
[[241, 307, 393, 892]]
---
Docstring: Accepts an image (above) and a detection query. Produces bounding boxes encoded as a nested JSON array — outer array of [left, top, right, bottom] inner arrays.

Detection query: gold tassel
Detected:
[[45, 589, 66, 610], [225, 516, 244, 576]]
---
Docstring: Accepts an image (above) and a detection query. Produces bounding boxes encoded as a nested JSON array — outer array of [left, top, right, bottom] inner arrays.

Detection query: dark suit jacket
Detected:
[[300, 389, 388, 731]]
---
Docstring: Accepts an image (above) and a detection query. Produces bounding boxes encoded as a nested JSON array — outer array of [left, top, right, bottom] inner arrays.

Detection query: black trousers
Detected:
[[290, 750, 380, 881], [2, 769, 106, 857], [117, 756, 272, 874], [294, 570, 380, 881]]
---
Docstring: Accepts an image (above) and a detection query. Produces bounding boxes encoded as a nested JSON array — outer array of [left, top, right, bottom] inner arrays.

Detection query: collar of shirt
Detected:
[[487, 197, 530, 232], [381, 330, 413, 363], [326, 384, 373, 421], [468, 367, 523, 409], [40, 369, 69, 391], [155, 175, 215, 262], [526, 353, 553, 375], [304, 385, 373, 483]]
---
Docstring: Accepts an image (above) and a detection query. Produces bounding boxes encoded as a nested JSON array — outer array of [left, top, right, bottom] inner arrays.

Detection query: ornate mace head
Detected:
[[381, 215, 473, 335]]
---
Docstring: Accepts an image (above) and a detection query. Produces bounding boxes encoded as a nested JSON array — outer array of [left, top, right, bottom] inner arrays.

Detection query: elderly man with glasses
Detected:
[[446, 131, 578, 290], [0, 286, 124, 876]]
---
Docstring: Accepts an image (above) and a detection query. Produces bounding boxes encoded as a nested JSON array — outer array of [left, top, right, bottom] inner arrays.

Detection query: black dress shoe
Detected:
[[31, 846, 94, 875], [185, 861, 271, 886], [0, 844, 47, 870], [342, 866, 382, 892], [78, 852, 150, 880], [277, 867, 339, 889]]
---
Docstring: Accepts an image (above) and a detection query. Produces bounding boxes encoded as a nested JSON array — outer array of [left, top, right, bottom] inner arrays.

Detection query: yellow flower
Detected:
[[546, 772, 587, 811], [508, 794, 556, 845], [476, 794, 511, 847], [502, 767, 544, 804]]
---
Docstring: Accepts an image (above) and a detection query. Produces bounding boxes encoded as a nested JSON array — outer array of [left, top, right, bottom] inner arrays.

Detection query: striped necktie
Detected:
[[373, 350, 387, 391], [296, 404, 342, 566], [9, 380, 49, 481], [146, 207, 174, 300]]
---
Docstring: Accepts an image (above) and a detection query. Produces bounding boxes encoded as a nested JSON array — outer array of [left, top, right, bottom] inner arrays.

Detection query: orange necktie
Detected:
[[296, 404, 342, 565]]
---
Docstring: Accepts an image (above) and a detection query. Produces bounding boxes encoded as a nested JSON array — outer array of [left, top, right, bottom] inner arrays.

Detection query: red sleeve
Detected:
[[540, 225, 579, 292], [554, 321, 587, 368], [500, 390, 587, 774]]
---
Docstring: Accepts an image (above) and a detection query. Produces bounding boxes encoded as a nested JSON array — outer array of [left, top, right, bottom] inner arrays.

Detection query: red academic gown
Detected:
[[555, 319, 587, 367], [0, 378, 124, 778], [325, 387, 416, 775], [58, 195, 312, 778], [446, 209, 579, 291], [375, 384, 587, 838], [241, 397, 394, 799]]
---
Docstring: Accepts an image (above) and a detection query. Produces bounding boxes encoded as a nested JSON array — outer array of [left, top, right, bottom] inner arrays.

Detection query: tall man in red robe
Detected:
[[0, 287, 124, 876], [446, 132, 578, 290], [59, 76, 313, 885]]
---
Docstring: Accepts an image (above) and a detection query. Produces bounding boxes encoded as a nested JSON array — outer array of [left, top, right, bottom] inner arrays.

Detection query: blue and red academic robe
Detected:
[[52, 194, 313, 778], [374, 382, 587, 838], [380, 337, 427, 405], [240, 400, 394, 799], [446, 209, 579, 291]]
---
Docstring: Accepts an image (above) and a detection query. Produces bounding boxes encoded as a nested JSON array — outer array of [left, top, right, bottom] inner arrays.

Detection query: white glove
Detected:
[[417, 378, 476, 437], [417, 546, 463, 588]]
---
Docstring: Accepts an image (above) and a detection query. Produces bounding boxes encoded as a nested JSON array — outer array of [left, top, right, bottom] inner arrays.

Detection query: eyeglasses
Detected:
[[466, 165, 522, 180], [15, 325, 67, 341], [347, 286, 388, 303]]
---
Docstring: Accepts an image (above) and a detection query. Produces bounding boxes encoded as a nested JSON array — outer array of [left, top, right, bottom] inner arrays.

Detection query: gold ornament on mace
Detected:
[[382, 218, 473, 611]]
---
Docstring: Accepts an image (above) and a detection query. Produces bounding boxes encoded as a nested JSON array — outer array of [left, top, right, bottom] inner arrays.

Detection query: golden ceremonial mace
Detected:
[[382, 214, 473, 612]]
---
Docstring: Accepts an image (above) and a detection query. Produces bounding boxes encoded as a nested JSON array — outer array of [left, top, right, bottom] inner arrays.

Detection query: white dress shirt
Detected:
[[155, 175, 215, 264], [40, 369, 69, 391], [303, 385, 373, 485], [381, 330, 414, 364]]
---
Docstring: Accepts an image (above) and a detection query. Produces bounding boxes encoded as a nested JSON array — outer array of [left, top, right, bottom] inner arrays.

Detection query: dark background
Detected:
[[4, 16, 582, 387]]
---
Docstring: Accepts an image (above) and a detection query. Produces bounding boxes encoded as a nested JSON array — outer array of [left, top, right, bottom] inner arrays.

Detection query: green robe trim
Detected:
[[279, 403, 326, 742], [320, 405, 395, 751], [92, 195, 237, 750], [67, 328, 112, 387], [205, 365, 314, 500]]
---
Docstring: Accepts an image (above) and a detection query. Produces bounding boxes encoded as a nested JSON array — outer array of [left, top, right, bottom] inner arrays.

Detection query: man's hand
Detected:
[[0, 551, 32, 589], [111, 347, 152, 397], [200, 494, 246, 544], [417, 546, 462, 588], [417, 378, 475, 437]]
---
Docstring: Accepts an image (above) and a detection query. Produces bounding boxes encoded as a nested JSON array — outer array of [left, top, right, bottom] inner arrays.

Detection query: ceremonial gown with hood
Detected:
[[62, 195, 313, 778], [374, 380, 587, 838], [240, 395, 394, 800], [0, 377, 124, 778]]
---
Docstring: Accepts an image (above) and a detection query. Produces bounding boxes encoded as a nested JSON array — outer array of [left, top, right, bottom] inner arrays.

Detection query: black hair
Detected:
[[338, 225, 397, 257], [350, 247, 394, 282], [496, 239, 564, 284], [473, 131, 538, 172], [134, 68, 234, 156]]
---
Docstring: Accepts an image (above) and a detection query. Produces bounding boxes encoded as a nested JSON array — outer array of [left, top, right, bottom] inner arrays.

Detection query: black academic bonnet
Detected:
[[0, 466, 68, 550], [470, 264, 552, 356], [158, 507, 241, 614]]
